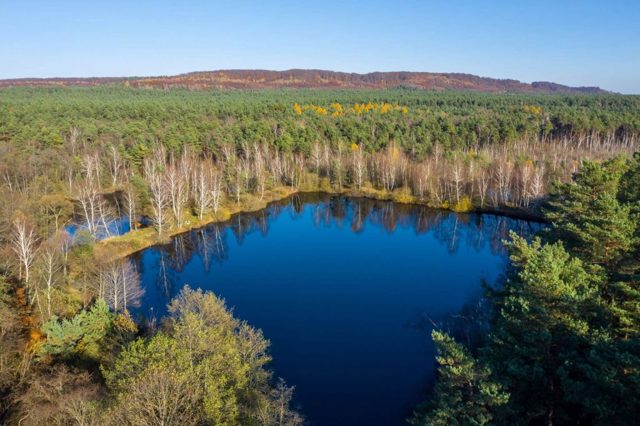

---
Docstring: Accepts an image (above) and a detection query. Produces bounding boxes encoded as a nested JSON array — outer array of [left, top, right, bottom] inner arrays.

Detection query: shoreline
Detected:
[[93, 185, 545, 263]]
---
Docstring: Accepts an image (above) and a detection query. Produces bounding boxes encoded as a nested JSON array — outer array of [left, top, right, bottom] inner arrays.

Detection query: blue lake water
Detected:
[[66, 215, 131, 241], [132, 194, 539, 426]]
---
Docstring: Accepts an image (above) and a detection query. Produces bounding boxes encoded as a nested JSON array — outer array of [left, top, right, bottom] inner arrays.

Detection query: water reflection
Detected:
[[131, 194, 541, 426], [140, 195, 539, 282], [136, 194, 541, 340]]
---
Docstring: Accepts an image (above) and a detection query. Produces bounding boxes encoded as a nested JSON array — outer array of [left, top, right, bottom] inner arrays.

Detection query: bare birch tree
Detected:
[[107, 145, 123, 188], [75, 180, 100, 236], [451, 156, 464, 204], [11, 214, 39, 304], [193, 160, 214, 220], [144, 155, 169, 236], [351, 144, 366, 189], [36, 243, 62, 319], [99, 259, 143, 312], [166, 155, 190, 227], [122, 175, 138, 231]]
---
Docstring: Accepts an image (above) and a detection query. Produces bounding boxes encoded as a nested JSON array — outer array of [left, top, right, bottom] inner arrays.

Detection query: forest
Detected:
[[412, 154, 640, 425], [0, 86, 639, 425]]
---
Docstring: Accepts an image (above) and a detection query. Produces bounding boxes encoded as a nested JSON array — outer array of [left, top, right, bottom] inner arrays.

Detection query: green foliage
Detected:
[[411, 330, 508, 426], [72, 229, 95, 252], [488, 235, 606, 424], [544, 157, 636, 268], [1, 87, 638, 159], [618, 152, 640, 204], [618, 152, 640, 276], [38, 298, 136, 364], [1, 84, 639, 424], [619, 152, 640, 205], [39, 299, 113, 360], [102, 286, 300, 426], [544, 154, 640, 337], [422, 151, 640, 425]]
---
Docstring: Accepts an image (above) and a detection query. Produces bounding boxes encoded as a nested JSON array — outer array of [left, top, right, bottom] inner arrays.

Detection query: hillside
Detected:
[[0, 69, 609, 93]]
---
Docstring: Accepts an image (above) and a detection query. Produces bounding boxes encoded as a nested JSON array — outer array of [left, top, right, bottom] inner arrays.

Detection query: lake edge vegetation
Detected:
[[413, 153, 640, 425], [0, 87, 639, 424]]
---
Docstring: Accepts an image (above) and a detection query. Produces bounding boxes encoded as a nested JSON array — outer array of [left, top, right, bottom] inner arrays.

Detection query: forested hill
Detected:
[[0, 69, 609, 93]]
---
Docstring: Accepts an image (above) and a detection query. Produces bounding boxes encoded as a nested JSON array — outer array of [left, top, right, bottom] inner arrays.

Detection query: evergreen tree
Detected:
[[38, 299, 137, 364], [617, 152, 640, 276], [544, 158, 635, 270], [488, 235, 605, 424], [411, 330, 508, 426], [618, 152, 640, 206], [39, 299, 114, 361]]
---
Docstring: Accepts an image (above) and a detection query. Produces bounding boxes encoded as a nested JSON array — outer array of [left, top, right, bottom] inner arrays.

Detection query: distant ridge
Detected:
[[0, 69, 609, 94]]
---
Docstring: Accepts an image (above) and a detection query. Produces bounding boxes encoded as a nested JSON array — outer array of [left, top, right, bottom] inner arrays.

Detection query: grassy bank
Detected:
[[94, 180, 543, 264]]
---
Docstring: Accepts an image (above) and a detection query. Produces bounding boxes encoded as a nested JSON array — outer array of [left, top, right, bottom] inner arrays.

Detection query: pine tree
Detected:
[[617, 152, 640, 276], [411, 330, 508, 426], [418, 156, 640, 425], [618, 152, 640, 206], [544, 158, 635, 269], [488, 234, 604, 424]]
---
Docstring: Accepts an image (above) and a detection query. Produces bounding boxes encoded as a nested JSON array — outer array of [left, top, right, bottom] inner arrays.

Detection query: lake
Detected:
[[131, 194, 539, 426]]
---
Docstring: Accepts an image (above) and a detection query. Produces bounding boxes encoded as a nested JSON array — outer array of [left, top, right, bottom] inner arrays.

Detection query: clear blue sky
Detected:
[[1, 0, 639, 93]]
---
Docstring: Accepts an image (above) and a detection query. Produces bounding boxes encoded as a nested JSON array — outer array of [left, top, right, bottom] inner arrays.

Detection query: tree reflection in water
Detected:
[[135, 193, 541, 310], [130, 193, 543, 426]]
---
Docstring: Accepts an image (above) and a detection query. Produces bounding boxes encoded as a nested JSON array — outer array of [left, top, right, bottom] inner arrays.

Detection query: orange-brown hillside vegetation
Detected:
[[0, 69, 609, 93]]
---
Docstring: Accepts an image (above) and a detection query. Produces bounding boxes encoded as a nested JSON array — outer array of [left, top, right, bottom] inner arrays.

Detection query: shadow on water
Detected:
[[131, 194, 541, 426]]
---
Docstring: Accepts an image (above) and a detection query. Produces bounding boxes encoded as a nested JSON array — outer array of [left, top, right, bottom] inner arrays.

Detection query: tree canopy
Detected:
[[416, 153, 640, 425]]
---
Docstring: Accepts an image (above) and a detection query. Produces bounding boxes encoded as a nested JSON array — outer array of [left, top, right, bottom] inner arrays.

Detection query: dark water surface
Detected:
[[132, 195, 539, 426]]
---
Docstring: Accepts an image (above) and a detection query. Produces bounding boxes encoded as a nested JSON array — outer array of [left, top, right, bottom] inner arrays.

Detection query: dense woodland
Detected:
[[0, 87, 639, 425], [413, 154, 640, 425]]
